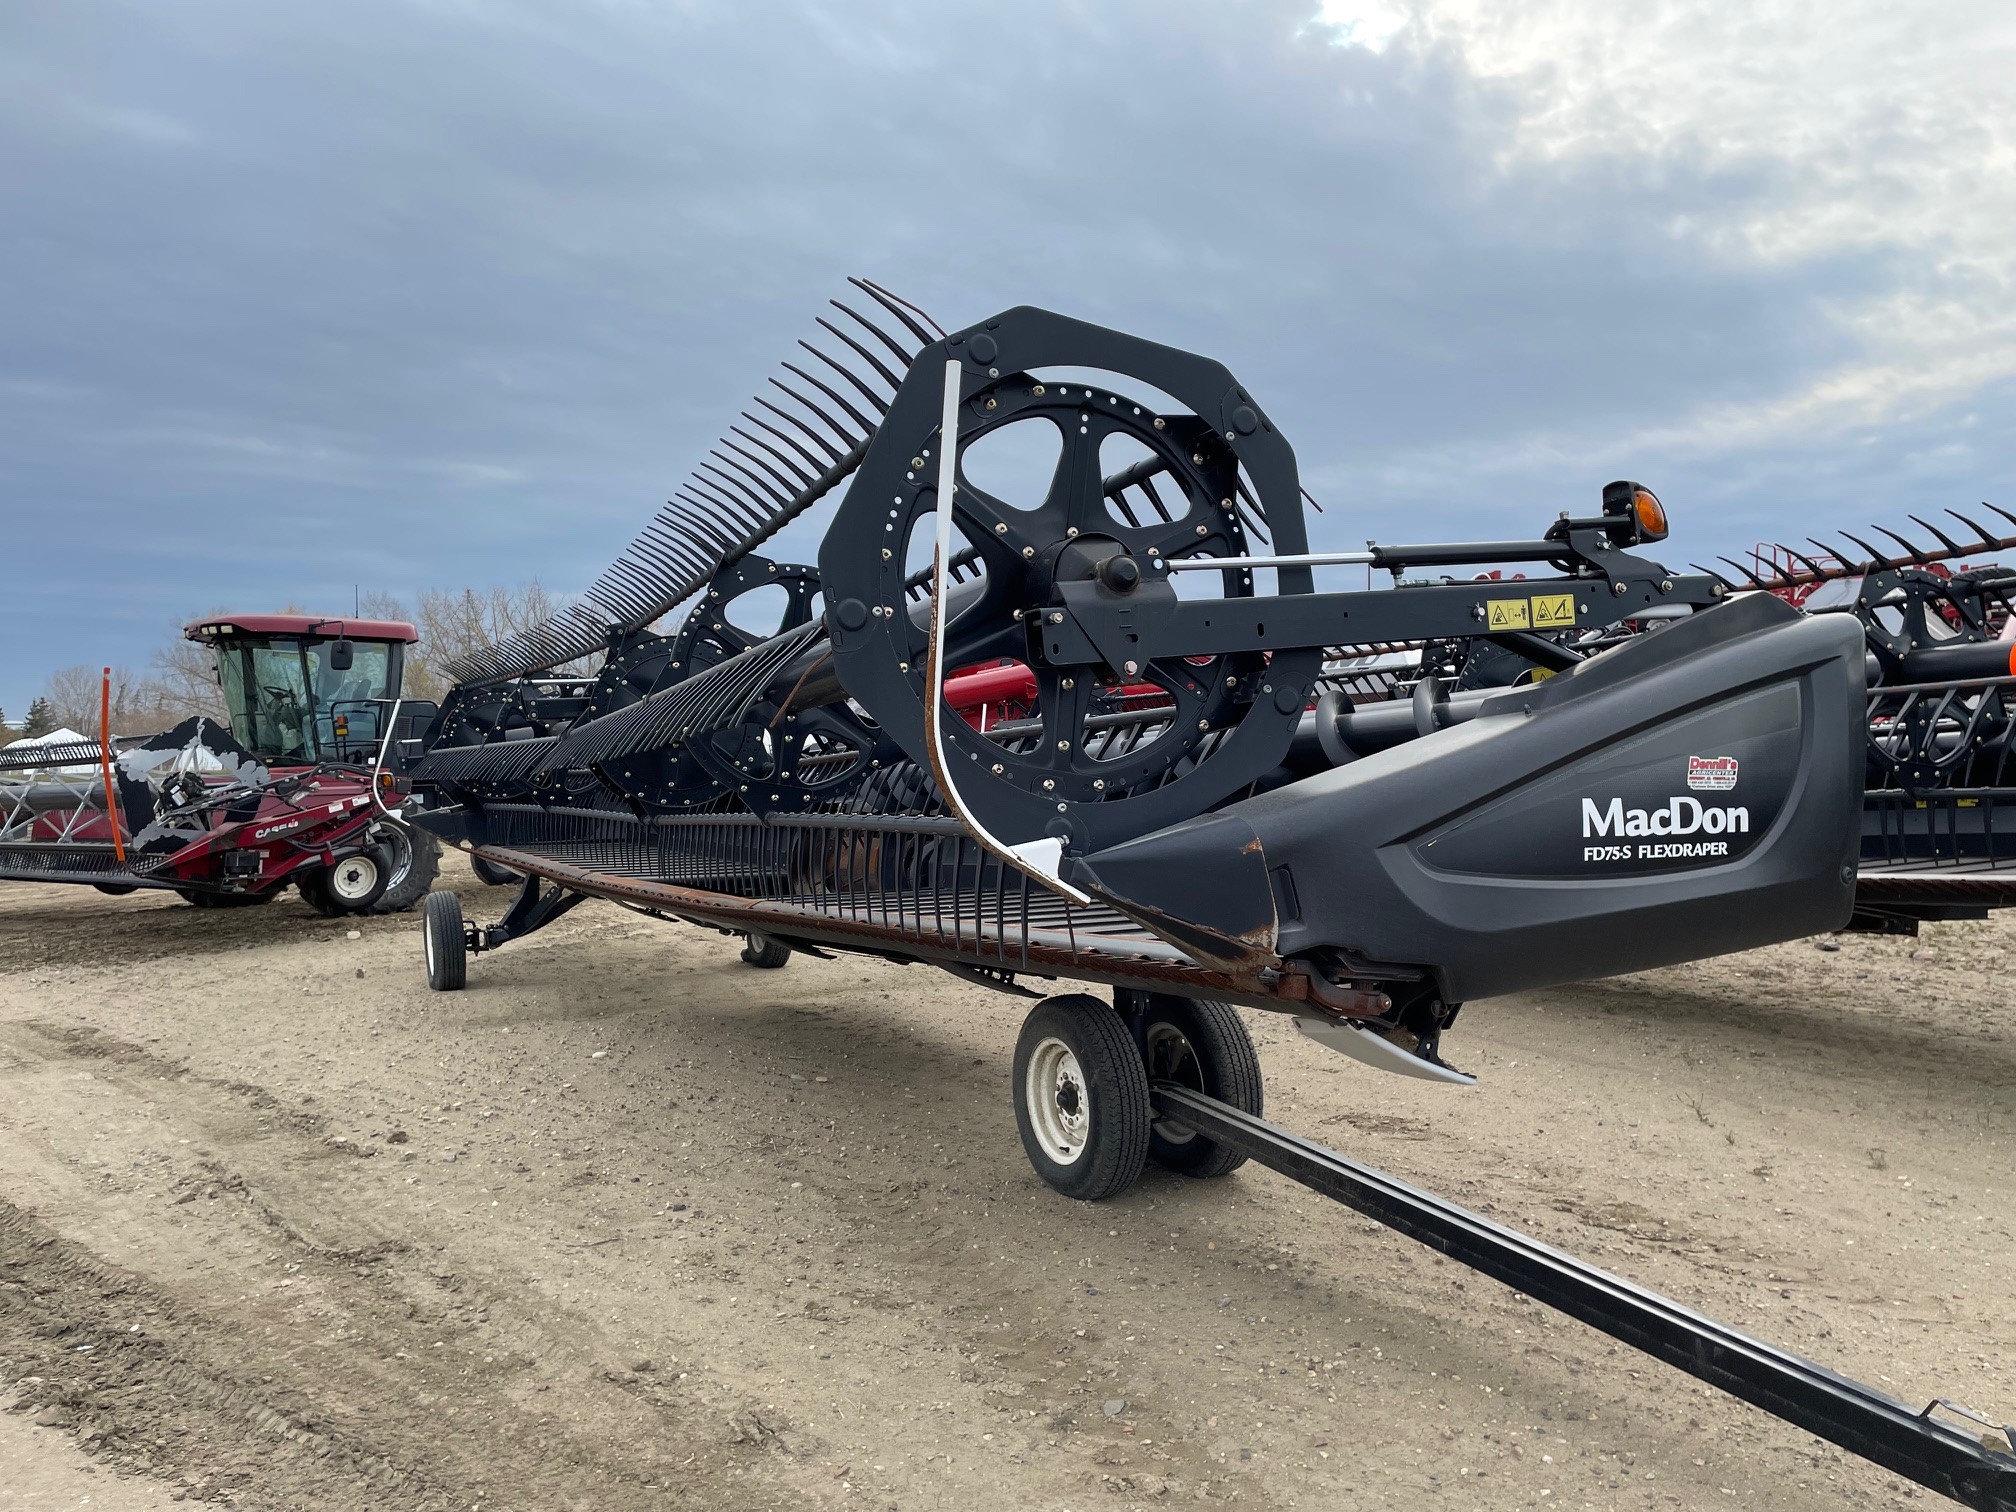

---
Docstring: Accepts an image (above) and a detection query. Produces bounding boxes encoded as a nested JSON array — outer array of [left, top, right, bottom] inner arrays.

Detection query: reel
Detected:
[[820, 306, 1322, 852], [584, 555, 895, 816]]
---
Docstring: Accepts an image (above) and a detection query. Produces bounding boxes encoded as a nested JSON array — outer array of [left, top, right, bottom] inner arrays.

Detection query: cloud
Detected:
[[0, 0, 2009, 711]]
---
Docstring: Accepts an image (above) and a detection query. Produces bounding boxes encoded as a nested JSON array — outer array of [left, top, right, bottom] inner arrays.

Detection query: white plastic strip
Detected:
[[1295, 1015, 1475, 1085], [1156, 550, 1378, 572], [923, 359, 1091, 904]]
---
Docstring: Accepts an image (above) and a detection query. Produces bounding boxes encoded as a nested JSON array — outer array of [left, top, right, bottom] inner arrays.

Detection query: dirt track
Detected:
[[0, 858, 2010, 1511]]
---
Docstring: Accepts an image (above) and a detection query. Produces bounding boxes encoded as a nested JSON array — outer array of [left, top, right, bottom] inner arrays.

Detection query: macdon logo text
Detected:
[[1581, 796, 1750, 839]]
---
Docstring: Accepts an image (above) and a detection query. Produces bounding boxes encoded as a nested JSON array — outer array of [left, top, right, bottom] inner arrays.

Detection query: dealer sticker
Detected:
[[1686, 755, 1739, 792]]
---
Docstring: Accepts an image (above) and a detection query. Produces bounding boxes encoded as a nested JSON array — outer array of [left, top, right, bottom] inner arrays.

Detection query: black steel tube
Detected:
[[1149, 1084, 2016, 1511], [1368, 539, 1577, 570], [1895, 641, 2016, 684]]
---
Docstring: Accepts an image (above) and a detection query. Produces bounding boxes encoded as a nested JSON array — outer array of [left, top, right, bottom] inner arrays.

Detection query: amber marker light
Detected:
[[1632, 487, 1668, 542]]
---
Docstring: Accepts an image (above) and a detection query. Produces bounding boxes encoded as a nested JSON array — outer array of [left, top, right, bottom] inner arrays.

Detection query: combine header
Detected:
[[1393, 509, 2016, 932], [393, 283, 2013, 1507], [0, 615, 437, 913]]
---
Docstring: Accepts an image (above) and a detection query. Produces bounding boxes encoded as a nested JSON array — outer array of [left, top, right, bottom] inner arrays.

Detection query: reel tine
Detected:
[[755, 395, 846, 465], [1946, 508, 2005, 549], [703, 453, 790, 511], [1908, 513, 1965, 554], [831, 298, 918, 366], [816, 314, 904, 390], [780, 361, 876, 436], [1981, 502, 2016, 532], [680, 483, 763, 549], [850, 276, 942, 342], [1717, 555, 1771, 590], [1837, 531, 1898, 571], [769, 377, 860, 452], [1107, 488, 1145, 528], [639, 517, 713, 578], [720, 436, 804, 498], [742, 408, 831, 473], [1690, 563, 1739, 591], [1873, 524, 1934, 564], [1781, 544, 1832, 578], [676, 477, 763, 534], [799, 338, 893, 414], [1301, 486, 1324, 516], [729, 425, 816, 488]]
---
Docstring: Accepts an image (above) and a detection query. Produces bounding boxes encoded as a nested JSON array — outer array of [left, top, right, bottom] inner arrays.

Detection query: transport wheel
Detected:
[[470, 854, 521, 887], [739, 932, 792, 968], [1136, 995, 1263, 1178], [92, 883, 138, 897], [319, 848, 391, 916], [370, 826, 441, 914], [1012, 995, 1152, 1202], [423, 890, 467, 992]]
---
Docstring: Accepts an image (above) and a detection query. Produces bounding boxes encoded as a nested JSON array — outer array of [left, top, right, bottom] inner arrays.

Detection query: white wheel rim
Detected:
[[329, 855, 379, 902], [1144, 1021, 1202, 1145], [424, 918, 437, 975], [1026, 1036, 1091, 1166]]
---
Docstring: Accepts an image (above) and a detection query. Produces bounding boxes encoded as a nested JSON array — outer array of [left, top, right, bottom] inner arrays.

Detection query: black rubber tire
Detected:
[[92, 883, 139, 897], [423, 889, 467, 991], [1012, 994, 1152, 1202], [739, 932, 792, 968], [179, 889, 271, 909], [370, 826, 440, 914], [470, 853, 521, 887], [313, 847, 391, 916], [1137, 996, 1263, 1178], [298, 870, 341, 916]]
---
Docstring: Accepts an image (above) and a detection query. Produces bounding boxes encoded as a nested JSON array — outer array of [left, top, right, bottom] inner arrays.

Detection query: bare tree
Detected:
[[403, 582, 587, 701], [148, 628, 229, 724], [38, 664, 182, 737]]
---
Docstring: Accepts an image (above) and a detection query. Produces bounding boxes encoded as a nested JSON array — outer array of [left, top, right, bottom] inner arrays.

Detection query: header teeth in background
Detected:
[[1692, 504, 2016, 592]]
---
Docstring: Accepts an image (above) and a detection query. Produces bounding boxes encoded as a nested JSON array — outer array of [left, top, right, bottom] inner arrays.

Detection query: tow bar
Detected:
[[1150, 1084, 2016, 1510]]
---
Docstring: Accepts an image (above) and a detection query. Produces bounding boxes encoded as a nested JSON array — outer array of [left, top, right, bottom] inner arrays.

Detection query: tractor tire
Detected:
[[1012, 995, 1152, 1202], [370, 826, 440, 915], [740, 932, 792, 968], [1136, 996, 1263, 1178], [423, 890, 467, 992], [93, 883, 139, 897], [470, 854, 521, 887]]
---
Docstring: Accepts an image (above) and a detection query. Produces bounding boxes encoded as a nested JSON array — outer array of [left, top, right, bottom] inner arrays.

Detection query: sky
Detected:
[[3, 0, 2013, 715]]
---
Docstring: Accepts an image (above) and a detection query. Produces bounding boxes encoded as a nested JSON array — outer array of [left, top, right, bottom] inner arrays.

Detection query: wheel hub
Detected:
[[1026, 1036, 1091, 1166]]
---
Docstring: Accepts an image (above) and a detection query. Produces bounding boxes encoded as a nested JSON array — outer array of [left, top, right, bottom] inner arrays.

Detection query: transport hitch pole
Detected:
[[1149, 1084, 2016, 1510]]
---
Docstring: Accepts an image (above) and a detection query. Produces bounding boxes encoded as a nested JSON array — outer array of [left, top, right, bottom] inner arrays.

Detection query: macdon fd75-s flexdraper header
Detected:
[[399, 282, 1867, 1153], [394, 286, 2016, 1510]]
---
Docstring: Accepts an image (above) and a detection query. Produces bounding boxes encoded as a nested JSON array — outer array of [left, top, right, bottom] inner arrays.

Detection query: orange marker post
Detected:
[[99, 667, 126, 863]]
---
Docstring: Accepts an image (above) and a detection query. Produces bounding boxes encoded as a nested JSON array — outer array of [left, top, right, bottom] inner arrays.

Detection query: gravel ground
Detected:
[[0, 856, 2010, 1511]]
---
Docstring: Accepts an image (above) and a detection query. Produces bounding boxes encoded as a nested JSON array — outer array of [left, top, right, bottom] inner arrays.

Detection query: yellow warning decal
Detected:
[[1530, 592, 1577, 628], [1485, 597, 1530, 631]]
